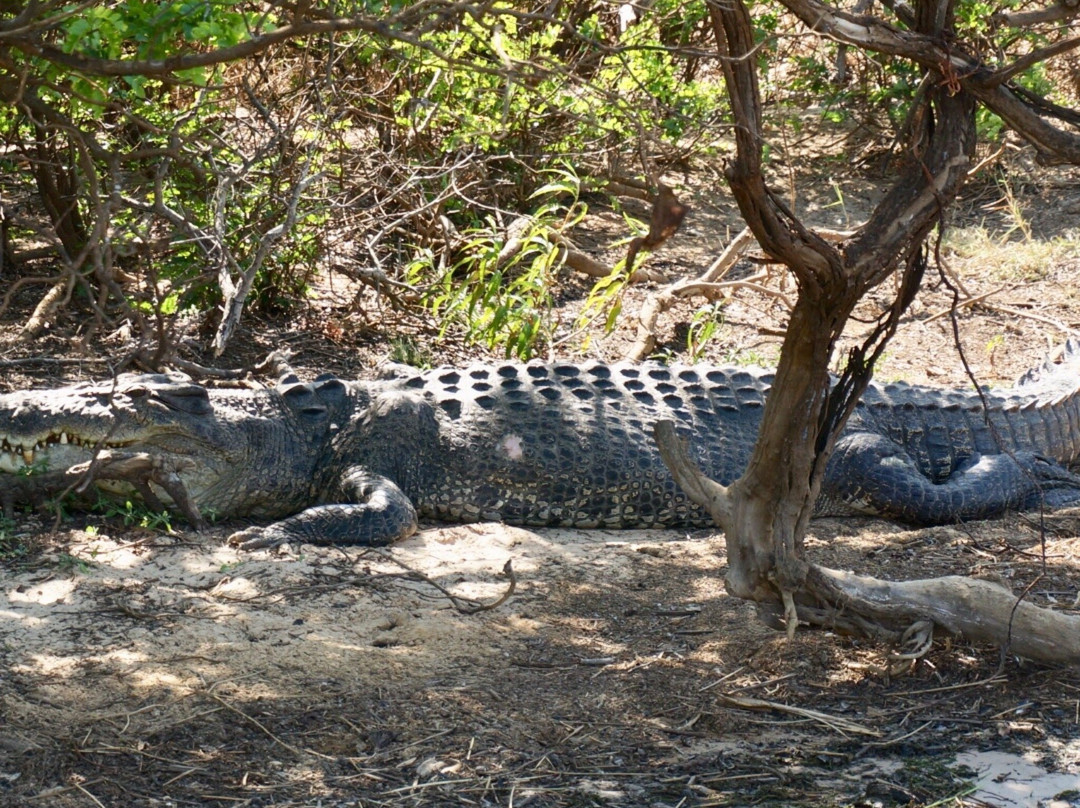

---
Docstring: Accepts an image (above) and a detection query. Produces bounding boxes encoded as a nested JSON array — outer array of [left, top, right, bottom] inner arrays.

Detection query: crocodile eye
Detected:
[[281, 383, 330, 420], [152, 384, 212, 415], [313, 374, 346, 398], [280, 382, 309, 397]]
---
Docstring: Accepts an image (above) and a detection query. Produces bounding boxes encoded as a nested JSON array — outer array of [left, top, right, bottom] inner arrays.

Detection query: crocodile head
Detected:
[[0, 373, 224, 469], [0, 373, 340, 520]]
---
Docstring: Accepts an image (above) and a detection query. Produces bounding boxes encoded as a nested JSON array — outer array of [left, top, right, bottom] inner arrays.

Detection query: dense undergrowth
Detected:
[[0, 0, 1072, 363]]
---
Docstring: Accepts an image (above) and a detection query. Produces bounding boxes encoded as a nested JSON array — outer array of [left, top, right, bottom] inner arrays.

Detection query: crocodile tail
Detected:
[[1004, 338, 1080, 466], [1015, 338, 1080, 393]]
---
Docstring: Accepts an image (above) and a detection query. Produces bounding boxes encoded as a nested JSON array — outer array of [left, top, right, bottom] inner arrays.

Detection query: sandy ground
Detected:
[[4, 509, 1080, 806]]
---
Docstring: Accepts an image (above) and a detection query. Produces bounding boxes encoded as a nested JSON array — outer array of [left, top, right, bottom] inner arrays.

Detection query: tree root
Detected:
[[0, 450, 205, 530], [776, 541, 1078, 667], [654, 417, 1080, 666], [804, 566, 1080, 665]]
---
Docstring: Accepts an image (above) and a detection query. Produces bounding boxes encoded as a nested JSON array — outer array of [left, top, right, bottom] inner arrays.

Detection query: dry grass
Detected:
[[944, 225, 1080, 283]]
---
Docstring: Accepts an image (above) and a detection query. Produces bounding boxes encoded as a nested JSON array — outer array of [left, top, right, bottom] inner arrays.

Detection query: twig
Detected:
[[923, 284, 1011, 322], [967, 142, 1008, 177], [726, 672, 798, 694], [459, 559, 516, 614], [206, 691, 336, 761], [983, 304, 1078, 335], [382, 777, 486, 795], [25, 780, 107, 802], [716, 693, 882, 737], [0, 355, 111, 367], [578, 657, 616, 666], [625, 226, 758, 360], [697, 665, 747, 692], [371, 551, 516, 614], [858, 720, 934, 750], [72, 782, 106, 808]]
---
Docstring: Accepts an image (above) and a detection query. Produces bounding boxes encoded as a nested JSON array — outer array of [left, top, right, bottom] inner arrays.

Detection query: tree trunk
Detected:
[[652, 0, 1080, 665], [700, 0, 971, 608], [723, 293, 856, 601]]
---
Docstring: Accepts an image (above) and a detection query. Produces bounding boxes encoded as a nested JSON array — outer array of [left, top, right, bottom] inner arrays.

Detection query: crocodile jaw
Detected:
[[0, 431, 111, 474], [0, 429, 220, 482], [0, 428, 236, 515]]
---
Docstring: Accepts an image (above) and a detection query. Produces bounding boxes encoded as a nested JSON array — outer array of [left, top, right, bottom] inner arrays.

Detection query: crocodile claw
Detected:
[[228, 524, 290, 551]]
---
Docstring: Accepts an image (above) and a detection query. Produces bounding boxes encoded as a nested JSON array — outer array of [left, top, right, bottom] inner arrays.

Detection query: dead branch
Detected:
[[982, 305, 1079, 335], [922, 283, 1013, 322], [496, 214, 669, 285], [19, 272, 74, 341], [625, 226, 760, 360], [991, 0, 1080, 27], [370, 551, 517, 615], [716, 693, 881, 736], [167, 357, 256, 380], [212, 164, 320, 357], [0, 450, 204, 530], [809, 567, 1080, 665], [600, 180, 652, 201], [68, 451, 205, 528], [622, 183, 690, 278], [552, 229, 668, 284]]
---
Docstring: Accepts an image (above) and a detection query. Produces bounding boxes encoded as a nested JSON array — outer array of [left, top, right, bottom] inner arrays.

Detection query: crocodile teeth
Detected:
[[0, 433, 112, 467]]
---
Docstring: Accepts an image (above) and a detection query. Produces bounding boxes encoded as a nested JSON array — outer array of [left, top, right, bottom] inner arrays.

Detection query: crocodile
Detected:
[[2, 355, 1080, 548]]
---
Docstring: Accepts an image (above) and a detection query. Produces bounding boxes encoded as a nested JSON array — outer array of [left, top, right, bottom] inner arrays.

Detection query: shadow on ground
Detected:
[[3, 513, 1080, 807]]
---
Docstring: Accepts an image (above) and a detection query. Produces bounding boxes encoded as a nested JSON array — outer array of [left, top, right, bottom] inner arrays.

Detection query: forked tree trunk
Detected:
[[659, 0, 1080, 664], [696, 0, 967, 602]]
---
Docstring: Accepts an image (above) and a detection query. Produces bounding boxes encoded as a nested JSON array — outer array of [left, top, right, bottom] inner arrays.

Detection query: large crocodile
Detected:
[[2, 355, 1080, 548]]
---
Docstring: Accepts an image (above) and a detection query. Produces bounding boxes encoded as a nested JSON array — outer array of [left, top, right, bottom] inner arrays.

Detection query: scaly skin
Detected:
[[3, 358, 1080, 548]]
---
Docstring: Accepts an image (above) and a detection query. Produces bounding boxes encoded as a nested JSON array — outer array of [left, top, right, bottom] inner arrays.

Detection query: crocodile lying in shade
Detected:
[[2, 353, 1080, 548]]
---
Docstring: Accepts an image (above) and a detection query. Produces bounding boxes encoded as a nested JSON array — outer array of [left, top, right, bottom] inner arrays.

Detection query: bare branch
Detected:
[[653, 420, 733, 528], [987, 34, 1080, 86], [777, 0, 1080, 164], [964, 75, 1080, 165], [992, 0, 1080, 27], [212, 165, 321, 356], [625, 227, 769, 361]]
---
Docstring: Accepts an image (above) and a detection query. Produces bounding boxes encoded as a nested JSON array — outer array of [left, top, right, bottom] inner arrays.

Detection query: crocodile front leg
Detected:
[[229, 468, 418, 549], [823, 432, 1080, 525]]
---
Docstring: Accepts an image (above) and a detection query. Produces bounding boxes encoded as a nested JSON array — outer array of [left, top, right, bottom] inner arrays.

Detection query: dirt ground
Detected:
[[3, 149, 1080, 807]]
